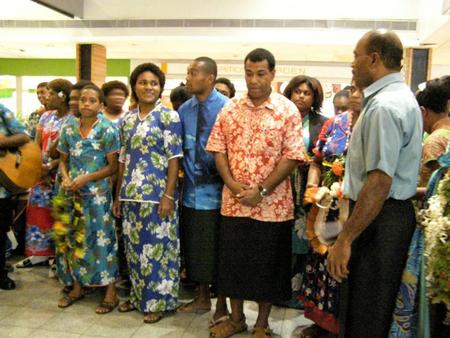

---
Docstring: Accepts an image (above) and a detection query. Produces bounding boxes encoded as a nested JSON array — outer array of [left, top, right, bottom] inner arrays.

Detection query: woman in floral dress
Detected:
[[23, 79, 72, 268], [56, 84, 120, 314], [295, 82, 362, 338], [113, 63, 183, 324]]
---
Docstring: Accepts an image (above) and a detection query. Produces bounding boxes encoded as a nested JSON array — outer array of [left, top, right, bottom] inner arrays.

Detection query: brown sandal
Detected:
[[96, 299, 119, 314], [251, 327, 272, 338], [209, 317, 247, 338], [177, 300, 211, 314], [57, 293, 84, 308], [209, 314, 230, 329], [143, 312, 163, 324], [118, 300, 137, 313]]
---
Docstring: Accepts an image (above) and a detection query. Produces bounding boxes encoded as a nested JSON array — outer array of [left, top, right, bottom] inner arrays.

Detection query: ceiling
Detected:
[[0, 0, 449, 66]]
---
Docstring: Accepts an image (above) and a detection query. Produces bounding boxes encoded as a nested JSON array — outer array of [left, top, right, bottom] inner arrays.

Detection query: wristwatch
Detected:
[[258, 185, 268, 198]]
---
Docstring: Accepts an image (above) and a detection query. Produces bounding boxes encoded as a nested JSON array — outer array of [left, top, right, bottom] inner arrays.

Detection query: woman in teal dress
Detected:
[[113, 63, 183, 324], [56, 84, 120, 314]]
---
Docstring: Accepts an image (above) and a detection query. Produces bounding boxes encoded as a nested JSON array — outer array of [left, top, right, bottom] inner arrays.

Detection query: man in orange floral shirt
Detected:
[[206, 48, 305, 338]]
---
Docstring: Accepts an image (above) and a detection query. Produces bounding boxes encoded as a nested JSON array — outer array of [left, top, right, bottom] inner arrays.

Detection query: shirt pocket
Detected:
[[184, 134, 196, 150]]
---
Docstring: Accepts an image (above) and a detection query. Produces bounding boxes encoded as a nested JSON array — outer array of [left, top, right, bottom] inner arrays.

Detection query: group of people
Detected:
[[0, 28, 449, 338]]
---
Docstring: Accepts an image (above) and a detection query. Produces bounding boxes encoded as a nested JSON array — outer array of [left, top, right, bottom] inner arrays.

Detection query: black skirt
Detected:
[[217, 216, 292, 303], [181, 207, 221, 284], [338, 199, 416, 338]]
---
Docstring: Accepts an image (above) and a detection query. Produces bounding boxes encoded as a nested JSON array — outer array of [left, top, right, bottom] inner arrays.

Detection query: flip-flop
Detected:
[[177, 301, 211, 314], [118, 300, 137, 313], [143, 312, 163, 324], [96, 299, 119, 314], [58, 293, 84, 308]]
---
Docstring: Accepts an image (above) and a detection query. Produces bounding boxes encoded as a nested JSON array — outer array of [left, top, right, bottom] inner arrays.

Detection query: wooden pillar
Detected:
[[404, 48, 432, 92], [76, 44, 106, 86]]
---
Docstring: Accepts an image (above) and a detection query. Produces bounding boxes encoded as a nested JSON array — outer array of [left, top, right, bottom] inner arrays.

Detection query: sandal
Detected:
[[118, 300, 137, 313], [292, 324, 326, 338], [61, 285, 73, 294], [143, 312, 163, 324], [209, 314, 230, 329], [57, 293, 84, 308], [251, 327, 272, 338], [96, 299, 119, 314], [209, 317, 247, 338], [177, 300, 211, 314]]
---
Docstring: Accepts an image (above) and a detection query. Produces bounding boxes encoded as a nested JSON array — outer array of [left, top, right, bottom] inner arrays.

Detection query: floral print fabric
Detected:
[[55, 115, 120, 285], [118, 102, 183, 203], [206, 93, 305, 222], [122, 202, 180, 313], [26, 111, 71, 257]]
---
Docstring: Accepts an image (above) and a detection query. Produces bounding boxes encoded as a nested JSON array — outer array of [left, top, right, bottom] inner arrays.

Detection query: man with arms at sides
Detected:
[[176, 57, 230, 327], [327, 30, 422, 338], [0, 104, 30, 289], [207, 48, 305, 338]]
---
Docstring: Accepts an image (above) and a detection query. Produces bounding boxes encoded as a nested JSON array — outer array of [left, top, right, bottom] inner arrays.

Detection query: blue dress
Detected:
[[119, 102, 183, 313], [56, 115, 120, 286]]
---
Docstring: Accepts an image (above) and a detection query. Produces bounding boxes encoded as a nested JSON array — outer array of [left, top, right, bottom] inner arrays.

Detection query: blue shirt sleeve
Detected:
[[0, 104, 27, 136], [57, 124, 69, 154], [363, 103, 402, 178]]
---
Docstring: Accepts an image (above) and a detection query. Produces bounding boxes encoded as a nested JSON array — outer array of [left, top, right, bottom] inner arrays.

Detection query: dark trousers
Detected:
[[339, 199, 416, 338], [0, 198, 12, 278]]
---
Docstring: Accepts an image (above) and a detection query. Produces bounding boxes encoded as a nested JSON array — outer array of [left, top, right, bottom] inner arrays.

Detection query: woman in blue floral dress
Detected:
[[56, 84, 120, 314], [113, 63, 183, 324]]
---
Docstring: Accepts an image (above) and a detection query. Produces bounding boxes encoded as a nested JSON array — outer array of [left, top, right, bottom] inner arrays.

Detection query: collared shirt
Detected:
[[343, 72, 422, 201], [178, 89, 228, 210], [118, 101, 183, 203], [0, 104, 28, 198], [206, 92, 305, 222]]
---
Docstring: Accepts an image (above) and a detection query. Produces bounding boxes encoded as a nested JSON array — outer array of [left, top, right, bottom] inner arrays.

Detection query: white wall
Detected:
[[84, 0, 419, 20]]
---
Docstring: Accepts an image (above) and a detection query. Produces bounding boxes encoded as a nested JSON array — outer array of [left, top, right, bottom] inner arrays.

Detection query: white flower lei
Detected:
[[420, 170, 450, 310]]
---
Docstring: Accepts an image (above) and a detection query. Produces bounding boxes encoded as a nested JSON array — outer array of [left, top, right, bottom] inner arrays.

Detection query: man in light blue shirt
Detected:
[[177, 57, 229, 323], [327, 31, 422, 338]]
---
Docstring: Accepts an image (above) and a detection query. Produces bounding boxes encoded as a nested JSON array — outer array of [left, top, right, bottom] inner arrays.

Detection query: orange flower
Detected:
[[304, 187, 319, 204], [332, 160, 344, 177]]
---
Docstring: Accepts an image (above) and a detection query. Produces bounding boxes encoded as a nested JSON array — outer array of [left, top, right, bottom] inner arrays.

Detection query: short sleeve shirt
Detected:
[[118, 102, 183, 203], [206, 92, 305, 222], [57, 114, 120, 195], [343, 73, 423, 201], [0, 104, 28, 198]]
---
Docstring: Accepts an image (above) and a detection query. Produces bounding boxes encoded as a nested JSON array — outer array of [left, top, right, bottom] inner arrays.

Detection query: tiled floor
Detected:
[[0, 264, 311, 338]]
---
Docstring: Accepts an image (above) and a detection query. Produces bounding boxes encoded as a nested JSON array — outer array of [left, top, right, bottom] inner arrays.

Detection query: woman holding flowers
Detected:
[[112, 63, 183, 324], [294, 82, 363, 338], [55, 84, 120, 314]]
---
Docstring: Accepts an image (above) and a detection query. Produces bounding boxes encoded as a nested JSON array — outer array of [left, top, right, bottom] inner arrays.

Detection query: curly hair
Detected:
[[283, 75, 324, 112], [101, 80, 129, 99], [215, 77, 236, 98], [48, 78, 73, 106], [130, 63, 165, 102]]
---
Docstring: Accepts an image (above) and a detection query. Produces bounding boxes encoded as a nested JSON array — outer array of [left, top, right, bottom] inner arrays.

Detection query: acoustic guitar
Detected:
[[0, 134, 42, 193]]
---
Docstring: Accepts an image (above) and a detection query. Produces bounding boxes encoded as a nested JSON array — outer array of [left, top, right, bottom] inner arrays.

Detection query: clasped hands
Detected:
[[229, 181, 263, 207], [62, 175, 89, 191]]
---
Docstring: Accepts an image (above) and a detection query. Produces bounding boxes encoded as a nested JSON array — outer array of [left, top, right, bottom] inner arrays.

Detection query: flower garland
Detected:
[[304, 156, 348, 254], [52, 190, 86, 260], [420, 169, 450, 316]]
